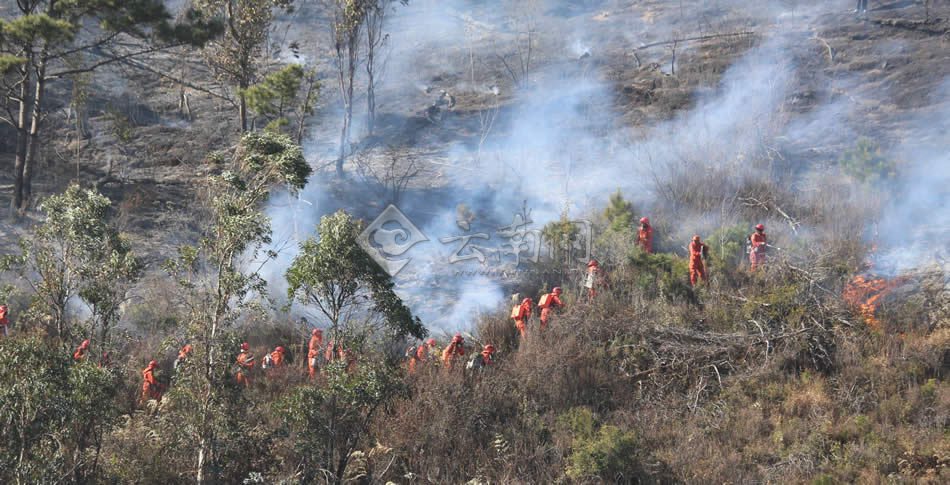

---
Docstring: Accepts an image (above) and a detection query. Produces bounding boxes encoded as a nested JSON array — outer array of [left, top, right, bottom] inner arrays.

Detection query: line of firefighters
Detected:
[[56, 222, 769, 405], [631, 218, 769, 285]]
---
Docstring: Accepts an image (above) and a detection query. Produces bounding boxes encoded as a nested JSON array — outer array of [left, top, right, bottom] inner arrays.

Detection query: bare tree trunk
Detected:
[[25, 52, 49, 209], [11, 75, 31, 220]]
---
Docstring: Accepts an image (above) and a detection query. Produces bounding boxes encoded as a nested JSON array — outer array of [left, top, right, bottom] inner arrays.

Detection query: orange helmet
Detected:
[[81, 340, 90, 348], [453, 334, 463, 342], [148, 360, 158, 367], [522, 297, 532, 304], [426, 338, 436, 346], [0, 304, 7, 313], [483, 344, 495, 353], [312, 328, 322, 336], [183, 344, 193, 353], [756, 224, 765, 231], [552, 287, 562, 295], [588, 260, 598, 267], [240, 343, 250, 351], [275, 346, 285, 353], [693, 235, 700, 241], [640, 217, 649, 224]]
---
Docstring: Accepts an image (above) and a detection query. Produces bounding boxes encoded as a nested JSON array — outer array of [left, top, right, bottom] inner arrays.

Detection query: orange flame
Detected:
[[842, 245, 903, 332]]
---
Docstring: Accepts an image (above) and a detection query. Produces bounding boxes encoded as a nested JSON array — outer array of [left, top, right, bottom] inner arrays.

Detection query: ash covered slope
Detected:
[[262, 0, 950, 332]]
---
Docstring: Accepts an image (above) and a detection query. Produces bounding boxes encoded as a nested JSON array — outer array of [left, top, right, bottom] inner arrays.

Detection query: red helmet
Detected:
[[0, 304, 7, 313], [756, 224, 765, 231], [588, 260, 598, 267], [81, 340, 90, 348], [426, 338, 436, 346], [552, 287, 562, 294], [640, 217, 649, 224], [182, 344, 193, 353], [148, 360, 158, 367], [240, 343, 249, 351], [275, 346, 285, 353], [312, 328, 322, 336], [693, 235, 700, 241], [484, 344, 495, 353], [453, 334, 463, 342], [522, 297, 532, 304]]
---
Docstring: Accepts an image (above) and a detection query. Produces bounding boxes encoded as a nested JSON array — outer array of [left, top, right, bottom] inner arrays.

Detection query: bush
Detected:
[[566, 424, 641, 481], [839, 138, 896, 185]]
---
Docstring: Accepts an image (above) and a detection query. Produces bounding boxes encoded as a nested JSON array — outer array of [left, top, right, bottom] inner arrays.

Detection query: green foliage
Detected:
[[540, 204, 581, 265], [0, 185, 141, 343], [241, 64, 320, 129], [274, 360, 405, 482], [839, 137, 896, 184], [703, 223, 750, 272], [0, 336, 119, 484], [106, 107, 135, 143], [558, 407, 640, 481], [161, 132, 310, 483], [286, 210, 425, 340], [603, 188, 636, 233], [627, 248, 694, 302]]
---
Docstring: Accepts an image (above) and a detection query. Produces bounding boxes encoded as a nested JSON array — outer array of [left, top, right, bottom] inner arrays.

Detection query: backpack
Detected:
[[510, 304, 524, 320], [701, 245, 709, 259], [466, 354, 483, 371], [405, 345, 417, 359], [262, 353, 273, 369], [538, 293, 552, 309]]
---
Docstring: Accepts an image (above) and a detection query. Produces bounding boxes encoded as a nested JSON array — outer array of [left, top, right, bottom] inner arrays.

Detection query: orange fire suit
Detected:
[[236, 351, 255, 386], [141, 366, 164, 403], [513, 301, 532, 338], [442, 341, 465, 368], [749, 231, 767, 271], [539, 294, 563, 331], [269, 349, 285, 368], [410, 343, 435, 374], [637, 224, 654, 254], [0, 308, 8, 337], [308, 335, 323, 377], [73, 345, 89, 361], [689, 241, 709, 286]]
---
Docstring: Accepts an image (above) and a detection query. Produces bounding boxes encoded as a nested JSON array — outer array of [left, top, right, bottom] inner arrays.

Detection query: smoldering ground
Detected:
[[254, 0, 950, 332]]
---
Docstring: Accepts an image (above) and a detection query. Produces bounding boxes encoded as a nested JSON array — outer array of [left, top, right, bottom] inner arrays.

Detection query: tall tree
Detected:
[[0, 185, 141, 346], [195, 0, 293, 133], [0, 0, 220, 218], [363, 0, 406, 136], [161, 131, 310, 484], [323, 0, 367, 177], [285, 209, 425, 342], [241, 62, 320, 142]]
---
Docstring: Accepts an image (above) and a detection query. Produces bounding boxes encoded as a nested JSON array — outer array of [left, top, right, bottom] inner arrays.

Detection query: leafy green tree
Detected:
[[0, 185, 141, 345], [839, 137, 896, 185], [161, 131, 310, 484], [0, 336, 119, 485], [274, 359, 405, 484], [285, 210, 425, 342], [196, 0, 293, 132], [541, 204, 580, 265], [240, 63, 321, 142], [603, 189, 636, 233], [0, 0, 220, 218], [558, 407, 642, 482]]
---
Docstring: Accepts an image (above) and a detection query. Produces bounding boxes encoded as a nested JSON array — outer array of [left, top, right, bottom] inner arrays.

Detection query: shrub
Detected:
[[839, 138, 896, 185], [566, 424, 640, 481]]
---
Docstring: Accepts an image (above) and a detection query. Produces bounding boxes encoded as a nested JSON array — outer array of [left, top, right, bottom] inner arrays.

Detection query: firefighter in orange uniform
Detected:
[[267, 346, 286, 369], [511, 297, 533, 338], [637, 217, 654, 254], [74, 340, 90, 361], [410, 338, 437, 374], [538, 287, 563, 331], [442, 334, 466, 368], [141, 360, 165, 404], [235, 343, 255, 386], [0, 304, 8, 337], [307, 329, 323, 377], [174, 344, 193, 369], [689, 235, 709, 286], [585, 260, 605, 302], [749, 224, 767, 271]]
